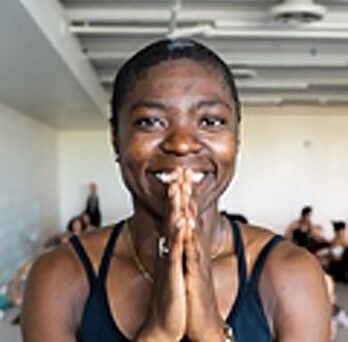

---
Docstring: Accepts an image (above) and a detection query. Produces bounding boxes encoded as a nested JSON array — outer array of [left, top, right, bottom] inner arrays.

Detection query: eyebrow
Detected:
[[195, 97, 233, 111], [130, 100, 166, 112], [129, 96, 233, 113]]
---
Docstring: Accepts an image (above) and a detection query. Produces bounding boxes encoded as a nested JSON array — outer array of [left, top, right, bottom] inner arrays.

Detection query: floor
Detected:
[[1, 283, 347, 341], [334, 282, 348, 342]]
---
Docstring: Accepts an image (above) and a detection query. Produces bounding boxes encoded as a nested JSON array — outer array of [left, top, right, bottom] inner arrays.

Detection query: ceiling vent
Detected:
[[270, 0, 326, 23]]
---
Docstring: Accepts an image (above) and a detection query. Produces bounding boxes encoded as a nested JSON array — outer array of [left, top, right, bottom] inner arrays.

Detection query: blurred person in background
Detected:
[[285, 206, 329, 252], [85, 182, 102, 227]]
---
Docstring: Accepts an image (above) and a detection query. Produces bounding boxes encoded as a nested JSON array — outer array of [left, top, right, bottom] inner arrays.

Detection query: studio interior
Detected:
[[0, 1, 347, 341]]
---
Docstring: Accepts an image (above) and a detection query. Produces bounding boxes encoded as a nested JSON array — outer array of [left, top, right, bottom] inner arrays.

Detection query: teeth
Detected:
[[155, 172, 177, 184], [191, 172, 205, 184], [154, 171, 205, 184]]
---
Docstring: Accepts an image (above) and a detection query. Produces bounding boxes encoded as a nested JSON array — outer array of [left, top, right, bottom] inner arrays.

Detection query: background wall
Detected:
[[58, 107, 348, 237], [221, 109, 348, 234], [58, 129, 132, 229], [0, 103, 60, 284]]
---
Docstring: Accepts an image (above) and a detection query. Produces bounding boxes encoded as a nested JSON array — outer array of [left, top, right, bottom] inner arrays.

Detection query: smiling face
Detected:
[[113, 58, 239, 218]]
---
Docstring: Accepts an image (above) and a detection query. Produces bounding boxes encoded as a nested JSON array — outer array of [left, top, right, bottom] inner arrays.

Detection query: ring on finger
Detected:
[[158, 236, 170, 258]]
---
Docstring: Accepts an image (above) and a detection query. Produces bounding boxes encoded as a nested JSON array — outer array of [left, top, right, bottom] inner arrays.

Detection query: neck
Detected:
[[128, 204, 229, 267]]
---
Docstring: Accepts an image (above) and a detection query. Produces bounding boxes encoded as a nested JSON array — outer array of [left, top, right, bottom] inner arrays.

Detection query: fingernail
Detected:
[[183, 183, 192, 196], [186, 168, 193, 180], [188, 217, 195, 229], [168, 186, 174, 197]]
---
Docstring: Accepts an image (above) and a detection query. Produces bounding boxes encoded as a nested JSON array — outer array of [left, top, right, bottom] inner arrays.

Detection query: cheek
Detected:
[[119, 134, 160, 178], [211, 134, 238, 166]]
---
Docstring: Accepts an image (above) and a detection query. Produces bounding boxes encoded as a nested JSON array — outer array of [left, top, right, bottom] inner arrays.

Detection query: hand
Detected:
[[136, 168, 187, 341], [184, 228, 225, 342], [180, 169, 225, 342], [136, 168, 224, 342]]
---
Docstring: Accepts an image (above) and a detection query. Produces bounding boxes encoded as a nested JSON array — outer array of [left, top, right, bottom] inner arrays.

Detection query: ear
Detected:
[[109, 120, 119, 156], [236, 135, 241, 154], [235, 126, 241, 154]]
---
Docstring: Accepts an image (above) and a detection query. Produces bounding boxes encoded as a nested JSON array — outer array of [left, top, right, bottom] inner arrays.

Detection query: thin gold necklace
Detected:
[[127, 221, 227, 283], [211, 223, 227, 260], [127, 222, 154, 283]]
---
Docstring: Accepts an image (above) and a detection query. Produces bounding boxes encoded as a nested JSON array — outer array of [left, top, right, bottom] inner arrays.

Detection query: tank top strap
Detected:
[[248, 235, 283, 287], [224, 215, 248, 289], [98, 220, 125, 283], [69, 235, 97, 286], [232, 221, 248, 289]]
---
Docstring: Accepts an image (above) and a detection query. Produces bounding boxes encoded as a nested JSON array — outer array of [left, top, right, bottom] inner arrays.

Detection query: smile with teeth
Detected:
[[154, 171, 206, 184]]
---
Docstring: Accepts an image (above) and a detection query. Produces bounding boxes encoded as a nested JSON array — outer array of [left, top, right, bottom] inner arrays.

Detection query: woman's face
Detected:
[[72, 219, 83, 234], [115, 58, 239, 217]]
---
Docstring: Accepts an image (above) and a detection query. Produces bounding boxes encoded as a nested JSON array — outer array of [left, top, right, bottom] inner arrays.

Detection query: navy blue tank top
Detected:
[[70, 216, 283, 342]]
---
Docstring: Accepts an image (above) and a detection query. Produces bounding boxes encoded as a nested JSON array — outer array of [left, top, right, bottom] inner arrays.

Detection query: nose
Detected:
[[160, 129, 203, 156]]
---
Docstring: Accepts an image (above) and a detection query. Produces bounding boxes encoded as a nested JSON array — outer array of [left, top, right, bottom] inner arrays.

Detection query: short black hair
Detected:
[[301, 206, 312, 217], [110, 38, 241, 126], [332, 221, 346, 233], [66, 216, 87, 233]]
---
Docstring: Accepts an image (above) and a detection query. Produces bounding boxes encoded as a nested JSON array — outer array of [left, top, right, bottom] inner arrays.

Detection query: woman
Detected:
[[22, 39, 330, 341]]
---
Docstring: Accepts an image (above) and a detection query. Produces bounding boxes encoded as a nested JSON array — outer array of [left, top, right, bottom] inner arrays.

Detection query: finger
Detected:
[[184, 224, 211, 277], [185, 227, 200, 263], [169, 225, 185, 267], [182, 168, 197, 233], [187, 192, 198, 231], [182, 169, 192, 221], [156, 222, 185, 281], [177, 167, 187, 217], [168, 181, 185, 231]]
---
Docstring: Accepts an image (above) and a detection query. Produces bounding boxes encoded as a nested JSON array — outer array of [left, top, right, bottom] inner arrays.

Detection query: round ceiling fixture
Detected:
[[270, 0, 326, 23]]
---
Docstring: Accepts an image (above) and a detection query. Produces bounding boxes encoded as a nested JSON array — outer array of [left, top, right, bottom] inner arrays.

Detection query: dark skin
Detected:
[[22, 58, 331, 342]]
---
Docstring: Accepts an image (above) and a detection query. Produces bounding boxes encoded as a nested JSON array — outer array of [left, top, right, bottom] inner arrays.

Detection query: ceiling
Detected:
[[2, 0, 348, 129]]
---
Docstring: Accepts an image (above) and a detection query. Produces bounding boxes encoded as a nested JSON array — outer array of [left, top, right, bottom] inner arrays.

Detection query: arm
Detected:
[[284, 222, 297, 240], [21, 246, 84, 342], [265, 244, 331, 342], [10, 260, 33, 307]]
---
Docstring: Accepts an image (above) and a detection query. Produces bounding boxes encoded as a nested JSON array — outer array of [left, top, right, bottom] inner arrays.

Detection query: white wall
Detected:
[[0, 103, 60, 284], [221, 109, 348, 235], [58, 130, 132, 229], [59, 107, 348, 237]]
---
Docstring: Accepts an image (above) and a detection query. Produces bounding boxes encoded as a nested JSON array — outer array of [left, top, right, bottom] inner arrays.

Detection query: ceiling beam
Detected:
[[19, 0, 108, 114], [87, 51, 348, 68], [64, 5, 348, 26]]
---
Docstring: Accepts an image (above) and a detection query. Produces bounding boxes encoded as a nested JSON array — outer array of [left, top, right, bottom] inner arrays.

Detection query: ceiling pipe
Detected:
[[168, 0, 182, 37], [270, 0, 327, 23]]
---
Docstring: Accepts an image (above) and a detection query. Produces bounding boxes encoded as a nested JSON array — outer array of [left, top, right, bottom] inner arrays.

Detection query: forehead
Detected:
[[122, 58, 233, 108]]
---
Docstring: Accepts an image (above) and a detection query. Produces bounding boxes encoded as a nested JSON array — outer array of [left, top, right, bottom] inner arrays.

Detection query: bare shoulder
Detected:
[[22, 242, 87, 340], [240, 223, 277, 267], [262, 236, 325, 283], [244, 226, 331, 341], [22, 226, 116, 340], [27, 226, 114, 288], [23, 241, 88, 319], [241, 223, 275, 247], [28, 241, 81, 287], [241, 224, 330, 340], [242, 223, 325, 287]]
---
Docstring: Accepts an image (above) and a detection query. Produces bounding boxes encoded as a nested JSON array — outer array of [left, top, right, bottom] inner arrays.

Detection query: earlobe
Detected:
[[236, 136, 241, 154], [234, 130, 241, 154]]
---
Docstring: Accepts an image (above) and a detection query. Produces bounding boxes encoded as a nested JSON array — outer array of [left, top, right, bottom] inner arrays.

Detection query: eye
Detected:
[[200, 116, 226, 128], [133, 117, 166, 130]]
